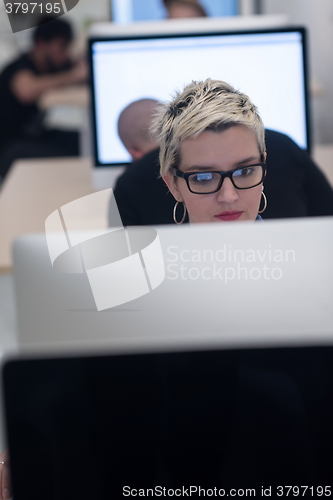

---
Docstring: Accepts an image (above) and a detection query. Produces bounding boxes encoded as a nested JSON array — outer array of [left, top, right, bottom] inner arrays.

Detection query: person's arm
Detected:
[[0, 450, 11, 500], [10, 59, 88, 104]]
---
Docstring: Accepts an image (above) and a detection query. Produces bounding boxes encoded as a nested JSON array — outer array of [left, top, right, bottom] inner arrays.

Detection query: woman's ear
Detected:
[[263, 151, 267, 162], [162, 170, 184, 202]]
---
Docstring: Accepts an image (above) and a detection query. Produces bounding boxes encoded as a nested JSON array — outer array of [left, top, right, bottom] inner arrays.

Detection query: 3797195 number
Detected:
[[277, 486, 331, 496], [5, 3, 62, 14]]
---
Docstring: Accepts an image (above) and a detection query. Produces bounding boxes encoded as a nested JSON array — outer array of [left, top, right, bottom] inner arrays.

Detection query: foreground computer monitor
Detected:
[[12, 217, 333, 352], [89, 27, 310, 167], [3, 343, 333, 499]]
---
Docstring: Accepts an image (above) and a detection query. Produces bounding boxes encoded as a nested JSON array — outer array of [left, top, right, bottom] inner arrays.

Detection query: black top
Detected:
[[0, 53, 73, 152], [0, 54, 43, 150], [113, 130, 333, 226]]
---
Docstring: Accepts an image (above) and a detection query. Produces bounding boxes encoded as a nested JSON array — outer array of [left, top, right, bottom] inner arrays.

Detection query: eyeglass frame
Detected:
[[171, 162, 267, 194]]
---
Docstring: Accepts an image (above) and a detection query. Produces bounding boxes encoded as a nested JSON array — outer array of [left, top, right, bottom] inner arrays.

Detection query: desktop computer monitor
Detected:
[[3, 344, 333, 499], [12, 217, 333, 352], [89, 27, 310, 167]]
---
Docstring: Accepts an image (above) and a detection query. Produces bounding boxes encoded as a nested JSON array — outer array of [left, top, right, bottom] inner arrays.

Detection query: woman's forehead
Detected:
[[179, 127, 260, 170]]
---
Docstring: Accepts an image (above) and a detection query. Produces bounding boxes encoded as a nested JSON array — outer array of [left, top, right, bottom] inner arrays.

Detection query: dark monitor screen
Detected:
[[89, 27, 310, 167], [3, 345, 333, 499]]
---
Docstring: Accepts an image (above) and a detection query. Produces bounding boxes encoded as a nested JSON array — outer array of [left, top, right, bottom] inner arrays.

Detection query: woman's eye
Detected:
[[192, 173, 214, 183], [234, 167, 255, 177]]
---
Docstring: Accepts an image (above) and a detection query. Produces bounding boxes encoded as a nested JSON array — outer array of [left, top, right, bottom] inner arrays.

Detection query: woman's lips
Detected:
[[214, 211, 243, 221]]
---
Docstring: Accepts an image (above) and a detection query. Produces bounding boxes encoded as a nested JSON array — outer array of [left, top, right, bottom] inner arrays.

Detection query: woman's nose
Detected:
[[216, 177, 239, 203]]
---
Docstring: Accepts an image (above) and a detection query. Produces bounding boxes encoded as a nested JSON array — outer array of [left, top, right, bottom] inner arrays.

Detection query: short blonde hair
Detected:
[[151, 79, 266, 176]]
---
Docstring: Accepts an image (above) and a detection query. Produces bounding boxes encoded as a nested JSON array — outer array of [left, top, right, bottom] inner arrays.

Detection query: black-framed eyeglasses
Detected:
[[172, 163, 266, 194]]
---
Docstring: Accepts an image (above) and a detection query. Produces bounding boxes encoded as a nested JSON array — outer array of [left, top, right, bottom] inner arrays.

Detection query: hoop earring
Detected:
[[173, 201, 187, 224], [258, 190, 267, 214]]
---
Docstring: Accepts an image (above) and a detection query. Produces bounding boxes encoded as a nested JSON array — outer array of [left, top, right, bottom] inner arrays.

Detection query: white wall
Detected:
[[263, 0, 333, 144]]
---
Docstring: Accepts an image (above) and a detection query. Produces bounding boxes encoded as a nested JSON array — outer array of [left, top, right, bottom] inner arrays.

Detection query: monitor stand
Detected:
[[91, 166, 125, 190]]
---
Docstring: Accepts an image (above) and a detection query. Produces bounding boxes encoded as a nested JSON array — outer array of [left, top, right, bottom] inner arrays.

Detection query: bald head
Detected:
[[118, 98, 160, 160]]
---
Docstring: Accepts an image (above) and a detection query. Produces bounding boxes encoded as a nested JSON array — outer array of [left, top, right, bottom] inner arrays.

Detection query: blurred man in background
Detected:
[[0, 15, 87, 182], [163, 0, 207, 19], [118, 99, 159, 161]]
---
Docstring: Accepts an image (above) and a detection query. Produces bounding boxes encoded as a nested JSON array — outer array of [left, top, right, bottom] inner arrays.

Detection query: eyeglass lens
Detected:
[[188, 165, 263, 193]]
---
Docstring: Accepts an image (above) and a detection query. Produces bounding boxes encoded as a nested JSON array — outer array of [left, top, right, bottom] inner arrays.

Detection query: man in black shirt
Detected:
[[0, 16, 87, 181]]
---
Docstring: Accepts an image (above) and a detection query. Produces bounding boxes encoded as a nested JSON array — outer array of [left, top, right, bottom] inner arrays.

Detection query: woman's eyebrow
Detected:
[[184, 156, 261, 172], [234, 156, 260, 166], [185, 165, 217, 171]]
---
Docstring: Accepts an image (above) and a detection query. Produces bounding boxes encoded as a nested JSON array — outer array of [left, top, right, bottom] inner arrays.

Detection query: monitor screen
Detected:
[[89, 28, 309, 167], [3, 346, 333, 499]]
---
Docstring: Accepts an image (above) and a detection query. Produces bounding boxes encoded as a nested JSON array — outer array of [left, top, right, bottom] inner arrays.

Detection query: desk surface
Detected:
[[0, 157, 98, 272], [38, 85, 89, 110], [0, 146, 332, 272]]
